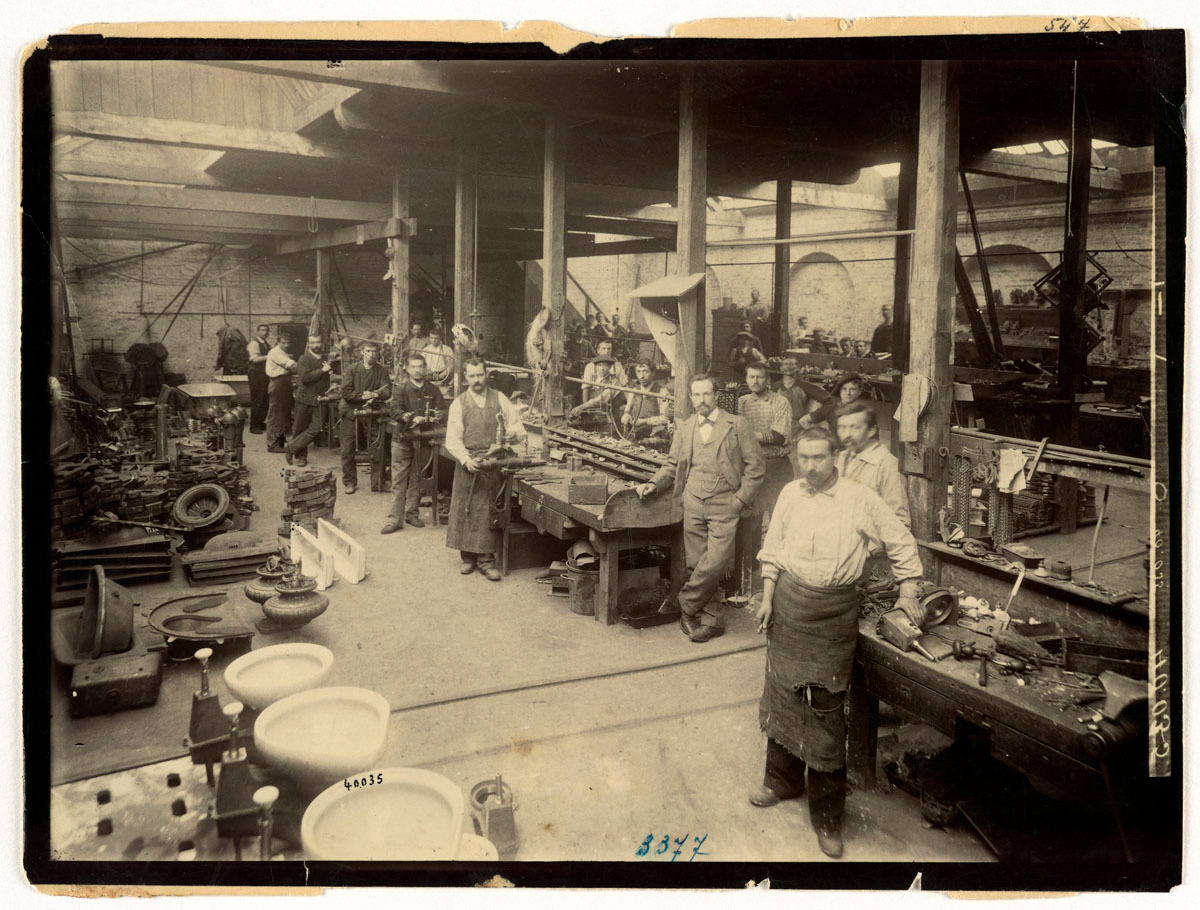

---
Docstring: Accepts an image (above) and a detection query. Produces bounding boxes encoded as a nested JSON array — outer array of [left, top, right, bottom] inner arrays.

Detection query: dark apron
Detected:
[[758, 573, 859, 772], [445, 389, 503, 555]]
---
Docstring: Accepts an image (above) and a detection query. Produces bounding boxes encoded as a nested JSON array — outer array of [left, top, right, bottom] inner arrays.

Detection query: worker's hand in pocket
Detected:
[[634, 482, 656, 499], [895, 596, 925, 629], [755, 600, 774, 633]]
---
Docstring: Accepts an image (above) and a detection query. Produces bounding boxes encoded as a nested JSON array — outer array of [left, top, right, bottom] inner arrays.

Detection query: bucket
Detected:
[[566, 564, 598, 616]]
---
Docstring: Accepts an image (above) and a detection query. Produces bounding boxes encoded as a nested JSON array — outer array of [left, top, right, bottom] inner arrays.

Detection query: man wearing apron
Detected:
[[752, 427, 926, 859], [444, 357, 527, 581]]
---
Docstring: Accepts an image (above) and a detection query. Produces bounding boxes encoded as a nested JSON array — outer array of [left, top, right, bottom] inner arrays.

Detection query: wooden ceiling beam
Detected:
[[57, 222, 266, 247], [54, 177, 392, 222], [964, 150, 1124, 193], [56, 202, 318, 235], [54, 159, 224, 188]]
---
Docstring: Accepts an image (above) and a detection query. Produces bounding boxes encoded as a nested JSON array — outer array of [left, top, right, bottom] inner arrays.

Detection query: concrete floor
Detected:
[[50, 430, 1150, 863]]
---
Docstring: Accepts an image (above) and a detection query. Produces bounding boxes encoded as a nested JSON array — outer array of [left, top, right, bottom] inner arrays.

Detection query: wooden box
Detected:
[[567, 474, 608, 504]]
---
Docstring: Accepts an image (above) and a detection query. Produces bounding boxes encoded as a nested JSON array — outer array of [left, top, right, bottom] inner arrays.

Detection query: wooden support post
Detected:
[[314, 249, 330, 345], [675, 66, 708, 420], [772, 177, 791, 355], [906, 61, 959, 543], [454, 137, 477, 396], [892, 153, 917, 373], [1058, 61, 1092, 447], [389, 170, 410, 350], [542, 115, 567, 423]]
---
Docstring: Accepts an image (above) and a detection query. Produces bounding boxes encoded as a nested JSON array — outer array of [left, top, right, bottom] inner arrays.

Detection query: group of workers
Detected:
[[247, 312, 921, 858], [632, 359, 918, 858]]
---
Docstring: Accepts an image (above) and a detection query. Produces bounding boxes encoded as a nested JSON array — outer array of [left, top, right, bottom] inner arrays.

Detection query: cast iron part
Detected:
[[212, 702, 259, 850]]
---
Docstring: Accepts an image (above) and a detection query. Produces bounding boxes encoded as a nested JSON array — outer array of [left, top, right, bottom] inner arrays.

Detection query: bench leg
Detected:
[[847, 660, 879, 791]]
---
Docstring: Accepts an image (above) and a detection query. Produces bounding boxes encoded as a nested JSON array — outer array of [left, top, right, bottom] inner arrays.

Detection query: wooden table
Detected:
[[511, 465, 683, 624], [848, 546, 1151, 860]]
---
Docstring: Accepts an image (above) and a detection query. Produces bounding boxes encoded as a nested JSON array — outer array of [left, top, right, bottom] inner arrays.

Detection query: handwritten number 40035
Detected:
[[344, 772, 383, 790], [637, 834, 709, 861]]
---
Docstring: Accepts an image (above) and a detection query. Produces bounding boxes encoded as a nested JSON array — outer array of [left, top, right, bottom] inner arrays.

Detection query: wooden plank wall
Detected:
[[50, 60, 307, 131]]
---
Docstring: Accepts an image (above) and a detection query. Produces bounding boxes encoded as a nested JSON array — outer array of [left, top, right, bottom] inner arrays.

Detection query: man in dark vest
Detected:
[[338, 340, 391, 495], [444, 357, 527, 581], [382, 351, 445, 533], [285, 334, 332, 467], [636, 374, 765, 642], [246, 323, 271, 434]]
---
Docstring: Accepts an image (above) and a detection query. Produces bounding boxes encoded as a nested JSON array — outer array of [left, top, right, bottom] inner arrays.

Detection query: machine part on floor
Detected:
[[52, 566, 135, 664], [259, 571, 329, 633], [254, 786, 279, 860], [184, 647, 227, 786], [172, 483, 232, 529], [211, 701, 259, 852], [1049, 560, 1073, 581], [52, 532, 177, 590], [145, 590, 255, 660], [181, 532, 278, 585], [67, 637, 166, 718], [244, 554, 298, 604], [472, 774, 519, 858]]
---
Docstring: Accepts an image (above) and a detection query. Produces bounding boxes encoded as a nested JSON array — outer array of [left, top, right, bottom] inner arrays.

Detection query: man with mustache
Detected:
[[338, 340, 391, 495], [636, 374, 765, 643], [443, 358, 527, 581], [751, 427, 925, 859]]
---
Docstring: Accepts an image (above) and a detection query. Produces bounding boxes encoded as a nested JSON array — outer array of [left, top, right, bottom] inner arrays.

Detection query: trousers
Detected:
[[763, 734, 847, 833], [678, 487, 741, 629], [388, 437, 429, 521], [288, 401, 324, 459], [248, 367, 268, 432], [266, 376, 292, 445], [339, 411, 361, 486]]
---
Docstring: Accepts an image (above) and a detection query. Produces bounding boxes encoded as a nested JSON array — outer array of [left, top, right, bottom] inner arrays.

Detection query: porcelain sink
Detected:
[[224, 643, 333, 709], [253, 687, 389, 788], [456, 833, 500, 861], [301, 767, 465, 861]]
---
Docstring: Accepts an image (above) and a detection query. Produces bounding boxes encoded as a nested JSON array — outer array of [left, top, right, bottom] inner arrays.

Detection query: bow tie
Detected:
[[699, 417, 714, 427]]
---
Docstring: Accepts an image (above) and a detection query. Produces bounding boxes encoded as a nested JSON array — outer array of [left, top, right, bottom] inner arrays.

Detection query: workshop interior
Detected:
[[25, 33, 1182, 883]]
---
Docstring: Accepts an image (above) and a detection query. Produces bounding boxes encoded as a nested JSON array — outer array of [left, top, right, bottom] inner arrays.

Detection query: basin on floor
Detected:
[[254, 687, 389, 789], [301, 767, 465, 861], [224, 643, 334, 709]]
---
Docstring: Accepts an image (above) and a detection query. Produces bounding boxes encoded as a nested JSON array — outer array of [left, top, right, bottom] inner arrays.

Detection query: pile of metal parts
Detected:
[[281, 468, 338, 535], [52, 531, 177, 592], [51, 458, 107, 540], [541, 425, 667, 483], [181, 531, 279, 586]]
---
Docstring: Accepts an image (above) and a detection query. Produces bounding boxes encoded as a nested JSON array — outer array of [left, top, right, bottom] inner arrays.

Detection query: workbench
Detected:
[[847, 542, 1150, 861], [511, 465, 683, 625]]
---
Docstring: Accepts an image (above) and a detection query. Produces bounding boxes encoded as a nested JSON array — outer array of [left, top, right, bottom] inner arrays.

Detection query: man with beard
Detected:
[[636, 374, 764, 643], [444, 358, 527, 581], [338, 340, 391, 495], [382, 352, 446, 533], [751, 427, 924, 859], [284, 334, 332, 467]]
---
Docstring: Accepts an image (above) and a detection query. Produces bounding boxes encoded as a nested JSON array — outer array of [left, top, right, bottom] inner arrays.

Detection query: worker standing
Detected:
[[636, 374, 765, 643], [738, 362, 794, 518], [264, 333, 296, 453], [444, 358, 527, 581], [834, 401, 909, 527], [246, 323, 271, 435], [773, 356, 809, 474], [751, 427, 925, 859], [801, 372, 865, 433], [870, 304, 894, 357], [382, 352, 446, 533], [284, 334, 331, 468], [338, 340, 391, 495]]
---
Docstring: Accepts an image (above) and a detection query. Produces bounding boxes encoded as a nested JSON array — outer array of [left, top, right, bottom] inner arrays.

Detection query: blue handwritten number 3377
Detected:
[[636, 834, 709, 861]]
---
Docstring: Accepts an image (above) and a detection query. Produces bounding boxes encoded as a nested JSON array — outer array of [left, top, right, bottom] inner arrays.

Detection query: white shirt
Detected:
[[265, 345, 295, 378], [758, 474, 923, 588], [421, 342, 455, 382], [444, 388, 527, 465], [696, 415, 716, 444]]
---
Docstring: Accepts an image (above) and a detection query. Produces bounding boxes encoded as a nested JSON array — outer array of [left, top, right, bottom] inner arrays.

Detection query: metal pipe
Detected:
[[708, 228, 916, 248], [953, 427, 1151, 469], [562, 374, 676, 402]]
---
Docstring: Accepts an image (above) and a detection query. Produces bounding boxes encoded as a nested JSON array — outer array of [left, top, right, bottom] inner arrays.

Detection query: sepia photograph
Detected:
[[20, 19, 1185, 892]]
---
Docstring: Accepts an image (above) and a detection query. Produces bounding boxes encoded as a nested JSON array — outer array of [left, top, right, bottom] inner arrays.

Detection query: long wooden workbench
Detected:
[[510, 464, 683, 625]]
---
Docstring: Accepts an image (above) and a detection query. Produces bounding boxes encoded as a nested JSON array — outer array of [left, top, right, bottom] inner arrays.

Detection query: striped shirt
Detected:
[[737, 390, 792, 459]]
